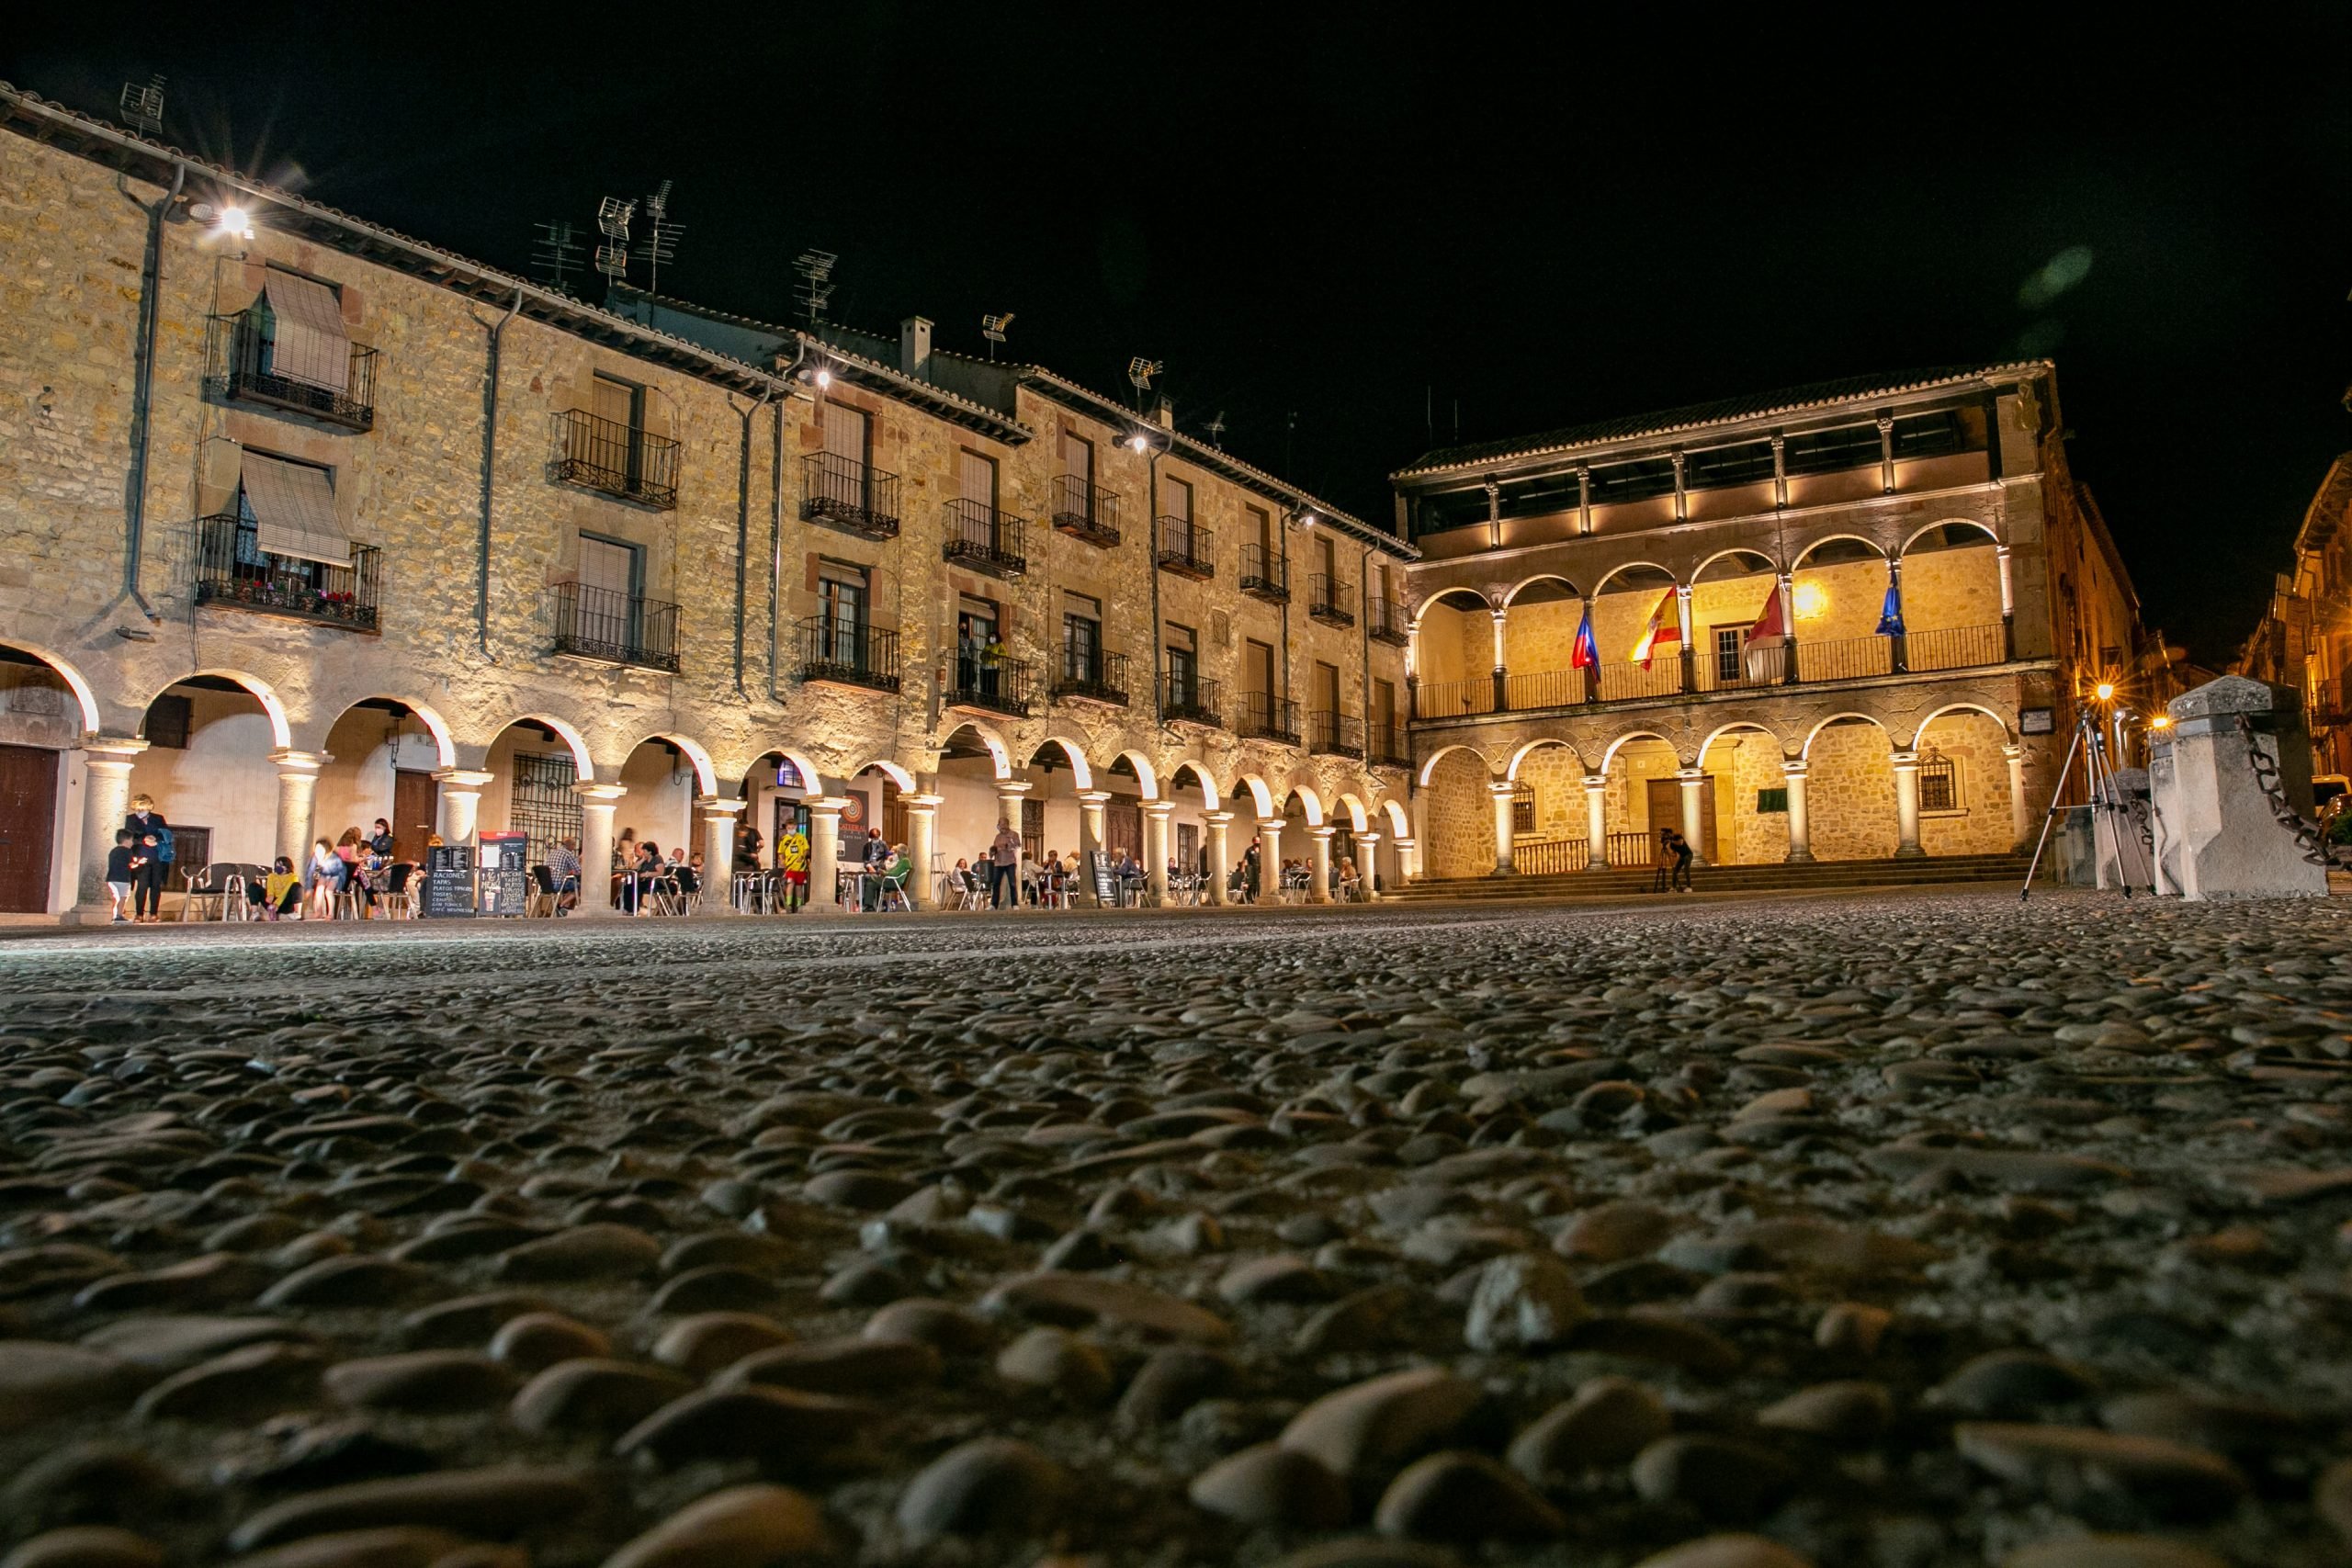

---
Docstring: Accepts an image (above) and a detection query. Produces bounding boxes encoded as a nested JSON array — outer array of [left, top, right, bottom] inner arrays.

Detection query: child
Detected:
[[249, 856, 302, 920], [105, 830, 138, 924]]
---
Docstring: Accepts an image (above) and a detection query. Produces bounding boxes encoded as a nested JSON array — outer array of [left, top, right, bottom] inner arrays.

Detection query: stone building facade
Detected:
[[1390, 365, 2154, 878], [0, 84, 1412, 919], [2235, 453, 2352, 782]]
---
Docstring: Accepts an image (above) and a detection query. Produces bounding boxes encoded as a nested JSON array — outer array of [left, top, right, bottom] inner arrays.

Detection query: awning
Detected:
[[262, 270, 351, 393], [241, 451, 351, 566]]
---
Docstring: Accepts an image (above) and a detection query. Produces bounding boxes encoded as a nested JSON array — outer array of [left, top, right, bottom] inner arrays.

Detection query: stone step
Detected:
[[1386, 854, 2034, 902]]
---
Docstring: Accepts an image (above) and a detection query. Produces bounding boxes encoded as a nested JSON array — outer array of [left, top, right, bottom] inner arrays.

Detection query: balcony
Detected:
[[1505, 669, 1584, 709], [802, 453, 900, 540], [1240, 543, 1289, 604], [1309, 711, 1364, 759], [204, 311, 379, 433], [1368, 596, 1410, 647], [1163, 672, 1224, 728], [552, 410, 680, 510], [1594, 660, 1683, 703], [191, 514, 379, 632], [1904, 622, 2008, 673], [1236, 692, 1302, 745], [550, 582, 680, 671], [797, 617, 899, 694], [1416, 677, 1498, 719], [945, 651, 1037, 717], [1789, 635, 1894, 682], [1308, 574, 1355, 627], [1692, 641, 1790, 693], [1050, 477, 1121, 548], [2314, 678, 2350, 727], [1369, 725, 1411, 769], [1054, 649, 1130, 707], [943, 499, 1027, 579], [1157, 518, 1214, 580]]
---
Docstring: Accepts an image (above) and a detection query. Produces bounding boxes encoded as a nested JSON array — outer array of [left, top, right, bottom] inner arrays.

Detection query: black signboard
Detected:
[[1085, 849, 1117, 908], [477, 831, 530, 918], [420, 843, 476, 919]]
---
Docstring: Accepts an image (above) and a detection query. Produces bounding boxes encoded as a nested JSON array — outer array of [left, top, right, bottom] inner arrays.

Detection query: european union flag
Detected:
[[1875, 579, 1905, 637]]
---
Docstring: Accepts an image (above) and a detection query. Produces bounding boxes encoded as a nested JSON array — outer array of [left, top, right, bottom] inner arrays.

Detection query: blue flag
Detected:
[[1875, 578, 1905, 637], [1571, 604, 1599, 669]]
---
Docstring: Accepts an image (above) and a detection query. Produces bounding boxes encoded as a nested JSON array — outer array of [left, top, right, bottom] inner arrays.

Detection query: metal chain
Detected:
[[2233, 712, 2352, 870]]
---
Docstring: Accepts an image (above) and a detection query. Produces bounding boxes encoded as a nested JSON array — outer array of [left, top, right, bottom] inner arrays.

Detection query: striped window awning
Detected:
[[261, 270, 351, 394], [240, 451, 350, 565]]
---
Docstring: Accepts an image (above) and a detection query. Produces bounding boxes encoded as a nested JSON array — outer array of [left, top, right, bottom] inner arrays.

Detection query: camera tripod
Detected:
[[2020, 705, 2154, 899]]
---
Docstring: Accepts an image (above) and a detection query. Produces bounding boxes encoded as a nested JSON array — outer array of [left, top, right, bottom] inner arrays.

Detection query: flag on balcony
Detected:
[[1744, 587, 1786, 649], [1875, 576, 1906, 637], [1632, 590, 1681, 670], [1571, 604, 1599, 670]]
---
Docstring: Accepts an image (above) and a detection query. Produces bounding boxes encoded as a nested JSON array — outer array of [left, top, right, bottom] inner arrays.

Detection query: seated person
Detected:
[[246, 856, 303, 919], [548, 837, 582, 913], [882, 844, 914, 906]]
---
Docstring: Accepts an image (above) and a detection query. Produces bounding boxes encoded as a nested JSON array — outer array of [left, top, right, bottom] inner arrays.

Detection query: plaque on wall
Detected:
[[420, 843, 476, 919], [2020, 707, 2055, 735], [476, 831, 530, 918]]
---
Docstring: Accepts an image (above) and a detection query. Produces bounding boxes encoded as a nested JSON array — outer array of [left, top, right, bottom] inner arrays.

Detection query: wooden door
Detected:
[[1107, 799, 1143, 861], [0, 744, 57, 913], [392, 769, 435, 863], [1645, 776, 1716, 862]]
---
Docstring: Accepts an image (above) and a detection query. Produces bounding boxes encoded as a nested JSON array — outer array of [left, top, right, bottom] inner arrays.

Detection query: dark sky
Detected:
[[8, 6, 2346, 664]]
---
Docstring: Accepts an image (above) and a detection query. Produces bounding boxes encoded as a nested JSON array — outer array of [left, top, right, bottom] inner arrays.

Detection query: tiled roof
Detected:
[[1393, 362, 2052, 481]]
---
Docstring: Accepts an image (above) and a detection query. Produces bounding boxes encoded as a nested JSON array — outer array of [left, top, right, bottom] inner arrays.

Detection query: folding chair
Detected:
[[878, 870, 911, 912], [528, 864, 558, 918], [380, 863, 416, 919]]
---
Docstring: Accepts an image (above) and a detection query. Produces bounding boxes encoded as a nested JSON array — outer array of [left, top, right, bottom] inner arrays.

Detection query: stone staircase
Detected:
[[1385, 852, 2036, 903]]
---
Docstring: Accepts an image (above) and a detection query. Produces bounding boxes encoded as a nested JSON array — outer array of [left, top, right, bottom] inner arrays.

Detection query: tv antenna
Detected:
[[794, 249, 838, 327], [981, 312, 1013, 362], [118, 75, 165, 137], [594, 196, 635, 283], [1204, 410, 1227, 448], [530, 220, 582, 295], [633, 180, 684, 295], [1126, 357, 1161, 409]]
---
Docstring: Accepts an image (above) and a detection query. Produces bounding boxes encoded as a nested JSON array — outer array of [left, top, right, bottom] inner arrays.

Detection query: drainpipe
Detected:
[[121, 163, 186, 619], [475, 288, 524, 660], [767, 339, 806, 704], [1146, 446, 1164, 724], [730, 387, 772, 697]]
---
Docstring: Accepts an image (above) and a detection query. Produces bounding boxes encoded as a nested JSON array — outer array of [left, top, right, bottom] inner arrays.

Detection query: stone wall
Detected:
[[1805, 719, 1899, 861], [1916, 708, 2016, 856]]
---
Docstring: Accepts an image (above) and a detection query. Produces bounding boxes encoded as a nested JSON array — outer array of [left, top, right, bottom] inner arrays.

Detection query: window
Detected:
[[959, 449, 997, 510], [1245, 638, 1275, 699], [255, 267, 351, 394], [1063, 592, 1102, 681], [817, 560, 867, 660], [1414, 489, 1489, 536], [579, 534, 639, 600], [1166, 623, 1198, 700], [237, 450, 349, 572], [1061, 430, 1093, 488], [1314, 660, 1340, 714], [1249, 505, 1273, 557], [956, 596, 999, 692], [509, 750, 582, 868], [1373, 678, 1397, 733], [1714, 627, 1744, 682], [1586, 457, 1677, 504], [1496, 474, 1584, 519], [1891, 410, 1967, 459], [826, 403, 869, 467], [593, 373, 642, 432], [142, 693, 192, 750], [1166, 476, 1193, 523], [1917, 750, 1960, 813], [1756, 787, 1789, 814], [1780, 423, 1883, 477], [1684, 442, 1776, 489], [1512, 780, 1536, 834]]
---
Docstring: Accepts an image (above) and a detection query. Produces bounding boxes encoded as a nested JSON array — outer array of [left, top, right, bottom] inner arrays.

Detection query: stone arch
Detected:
[[1699, 717, 1789, 759], [1410, 584, 1495, 630], [1507, 737, 1587, 781], [1600, 729, 1679, 772], [932, 719, 1011, 780], [1168, 759, 1220, 810], [1802, 711, 1891, 758], [0, 639, 100, 734], [751, 746, 824, 797], [324, 696, 457, 769], [1592, 559, 1680, 595], [1901, 517, 2002, 554], [1691, 547, 1781, 582], [1416, 742, 1490, 789], [1380, 798, 1410, 837], [1792, 533, 1888, 568], [493, 713, 595, 780], [1334, 791, 1372, 832], [1910, 701, 2016, 750], [1111, 748, 1157, 799], [622, 731, 717, 795], [1280, 784, 1326, 828], [1503, 572, 1582, 606], [1027, 736, 1095, 790], [1229, 773, 1277, 819], [152, 670, 292, 750], [851, 757, 919, 792]]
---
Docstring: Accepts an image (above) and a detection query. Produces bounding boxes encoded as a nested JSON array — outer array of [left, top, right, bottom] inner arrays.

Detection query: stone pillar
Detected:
[[1306, 825, 1335, 903], [74, 737, 147, 916], [902, 793, 942, 909], [1996, 547, 2017, 660], [271, 750, 330, 870], [1353, 831, 1380, 899], [1203, 809, 1233, 905], [1489, 606, 1509, 712], [697, 795, 744, 912], [432, 767, 494, 849], [803, 796, 849, 913], [1783, 760, 1814, 863], [2154, 675, 2328, 900], [1675, 585, 1696, 694], [1583, 774, 1609, 870], [2004, 743, 2031, 849], [1488, 780, 1517, 875], [1674, 767, 1709, 865], [1259, 819, 1284, 900], [1074, 788, 1110, 905], [1142, 800, 1172, 904], [1891, 750, 1924, 858], [573, 783, 628, 915]]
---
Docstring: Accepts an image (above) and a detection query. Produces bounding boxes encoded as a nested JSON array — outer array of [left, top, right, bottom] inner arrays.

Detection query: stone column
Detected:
[[1306, 825, 1335, 903], [1675, 585, 1696, 694], [572, 783, 628, 915], [1392, 835, 1419, 883], [803, 796, 849, 913], [74, 737, 147, 916], [1783, 760, 1814, 863], [1489, 606, 1510, 712], [432, 767, 494, 848], [1141, 800, 1172, 904], [1996, 547, 2017, 660], [1203, 809, 1233, 905], [1583, 775, 1609, 870], [1676, 767, 1709, 865], [1488, 780, 1517, 874], [271, 750, 330, 870], [1074, 787, 1110, 887], [696, 795, 744, 912], [1891, 750, 1924, 858], [1352, 831, 1380, 899], [902, 793, 942, 909], [1259, 819, 1284, 900], [2004, 743, 2031, 849]]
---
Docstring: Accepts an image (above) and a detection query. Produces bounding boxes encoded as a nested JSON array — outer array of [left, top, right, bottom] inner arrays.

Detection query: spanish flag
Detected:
[[1632, 589, 1681, 670]]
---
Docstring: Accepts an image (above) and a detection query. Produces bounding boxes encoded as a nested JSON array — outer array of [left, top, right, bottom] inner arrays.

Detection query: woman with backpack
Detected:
[[124, 794, 171, 922]]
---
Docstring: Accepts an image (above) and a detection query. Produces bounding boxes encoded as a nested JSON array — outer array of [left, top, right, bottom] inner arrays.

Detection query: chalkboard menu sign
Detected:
[[419, 843, 476, 919], [477, 832, 530, 918], [1085, 849, 1117, 908]]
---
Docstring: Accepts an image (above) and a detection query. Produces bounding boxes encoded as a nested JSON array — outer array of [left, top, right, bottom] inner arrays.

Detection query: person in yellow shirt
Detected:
[[776, 825, 809, 913], [245, 856, 302, 920]]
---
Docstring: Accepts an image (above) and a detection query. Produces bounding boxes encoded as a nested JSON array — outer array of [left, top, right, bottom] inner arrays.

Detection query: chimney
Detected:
[[1153, 395, 1174, 431], [899, 317, 933, 382]]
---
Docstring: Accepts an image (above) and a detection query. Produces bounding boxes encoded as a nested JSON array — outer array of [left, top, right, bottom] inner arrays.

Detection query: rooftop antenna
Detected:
[[530, 220, 582, 296], [118, 74, 165, 137], [1204, 410, 1227, 448], [1126, 356, 1161, 412], [793, 249, 838, 328], [980, 312, 1013, 362], [594, 196, 635, 287], [633, 180, 684, 295]]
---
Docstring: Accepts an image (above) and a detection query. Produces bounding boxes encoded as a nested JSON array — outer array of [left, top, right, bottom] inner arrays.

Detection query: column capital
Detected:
[[1202, 809, 1235, 826], [1782, 758, 1810, 778], [1674, 766, 1707, 784], [432, 767, 495, 789], [1257, 817, 1286, 832], [803, 795, 853, 816], [1308, 824, 1337, 841], [1889, 750, 1920, 771], [1139, 799, 1175, 819], [1583, 773, 1607, 790], [1390, 836, 1417, 850], [2001, 742, 2023, 761], [1354, 831, 1381, 846], [1074, 789, 1114, 806], [1487, 779, 1519, 798], [270, 748, 332, 774], [1876, 412, 1896, 433], [695, 795, 749, 817], [899, 792, 944, 813], [572, 782, 628, 804], [992, 779, 1035, 798], [81, 735, 148, 763]]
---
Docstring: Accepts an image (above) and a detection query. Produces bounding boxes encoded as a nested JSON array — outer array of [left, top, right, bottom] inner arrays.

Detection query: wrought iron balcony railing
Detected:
[[797, 617, 900, 693], [1369, 724, 1411, 769], [1414, 678, 1497, 719], [1236, 692, 1302, 745], [1156, 518, 1214, 580], [943, 499, 1027, 578], [204, 311, 379, 432], [551, 410, 680, 510], [549, 582, 680, 671], [1054, 649, 1130, 706], [945, 652, 1037, 716], [1163, 672, 1224, 728], [802, 452, 900, 540], [1308, 574, 1354, 627], [1309, 711, 1364, 758], [1367, 596, 1410, 647], [1788, 635, 1894, 683], [191, 514, 380, 631], [1049, 476, 1121, 547], [1904, 622, 2007, 673], [1239, 543, 1289, 604]]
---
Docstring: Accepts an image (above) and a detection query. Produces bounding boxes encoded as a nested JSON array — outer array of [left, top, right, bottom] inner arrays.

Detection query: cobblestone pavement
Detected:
[[2, 889, 2349, 1568]]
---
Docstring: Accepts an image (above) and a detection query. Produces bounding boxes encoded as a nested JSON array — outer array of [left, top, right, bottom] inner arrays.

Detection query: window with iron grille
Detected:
[[1917, 752, 1959, 813], [508, 750, 582, 867], [1512, 780, 1536, 833]]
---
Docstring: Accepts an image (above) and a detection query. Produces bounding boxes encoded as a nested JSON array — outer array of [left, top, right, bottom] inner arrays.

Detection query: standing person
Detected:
[[1651, 829, 1677, 894], [776, 822, 808, 912], [1671, 827, 1695, 893], [1243, 836, 1262, 904], [124, 794, 170, 922], [613, 827, 638, 874], [989, 817, 1022, 909], [860, 826, 890, 911], [307, 838, 345, 919], [737, 820, 763, 871], [104, 830, 138, 924]]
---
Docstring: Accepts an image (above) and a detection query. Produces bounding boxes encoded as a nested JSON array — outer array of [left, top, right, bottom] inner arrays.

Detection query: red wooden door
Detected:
[[0, 744, 58, 912], [393, 770, 436, 863]]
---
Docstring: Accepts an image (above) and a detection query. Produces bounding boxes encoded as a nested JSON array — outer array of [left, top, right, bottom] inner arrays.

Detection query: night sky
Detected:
[[6, 7, 2346, 664]]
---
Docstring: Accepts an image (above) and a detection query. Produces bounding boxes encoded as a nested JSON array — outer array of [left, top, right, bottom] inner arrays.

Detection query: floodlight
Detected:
[[2150, 714, 2172, 729], [2095, 682, 2116, 702], [216, 206, 254, 240]]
